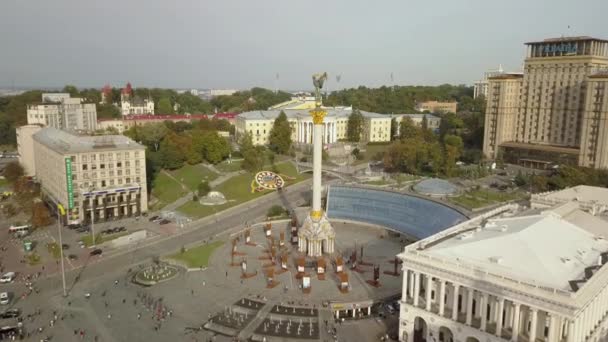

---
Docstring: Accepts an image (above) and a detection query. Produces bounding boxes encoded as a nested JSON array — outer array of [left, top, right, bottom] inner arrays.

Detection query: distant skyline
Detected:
[[1, 0, 607, 91]]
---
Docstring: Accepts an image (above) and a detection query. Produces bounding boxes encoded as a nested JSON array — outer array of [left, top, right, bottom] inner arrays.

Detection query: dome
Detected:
[[413, 178, 459, 197]]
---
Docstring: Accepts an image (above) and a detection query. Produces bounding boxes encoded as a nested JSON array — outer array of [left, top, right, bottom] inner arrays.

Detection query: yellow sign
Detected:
[[57, 204, 66, 216]]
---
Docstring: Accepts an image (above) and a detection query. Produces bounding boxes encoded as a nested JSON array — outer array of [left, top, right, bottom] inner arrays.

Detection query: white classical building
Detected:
[[235, 108, 392, 146], [398, 187, 608, 342]]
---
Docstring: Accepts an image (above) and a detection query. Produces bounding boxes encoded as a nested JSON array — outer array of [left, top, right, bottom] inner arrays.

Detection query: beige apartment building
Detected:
[[21, 127, 147, 224], [27, 93, 97, 132], [483, 36, 608, 169], [416, 101, 458, 114]]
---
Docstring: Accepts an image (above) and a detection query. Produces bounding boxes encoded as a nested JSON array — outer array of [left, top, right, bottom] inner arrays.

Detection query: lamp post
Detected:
[[88, 187, 97, 247], [56, 203, 67, 297]]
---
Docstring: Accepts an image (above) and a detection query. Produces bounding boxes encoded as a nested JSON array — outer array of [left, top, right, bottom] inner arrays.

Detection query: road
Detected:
[[23, 178, 313, 299]]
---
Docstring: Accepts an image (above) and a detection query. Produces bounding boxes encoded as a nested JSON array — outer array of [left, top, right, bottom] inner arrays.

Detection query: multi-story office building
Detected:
[[21, 127, 147, 224], [398, 185, 608, 342], [235, 108, 392, 146], [27, 93, 97, 131], [416, 101, 458, 114], [483, 36, 608, 169], [473, 65, 505, 99], [16, 125, 43, 176]]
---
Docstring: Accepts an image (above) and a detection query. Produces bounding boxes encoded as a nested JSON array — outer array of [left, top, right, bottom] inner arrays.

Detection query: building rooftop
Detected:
[[392, 113, 441, 120], [533, 185, 608, 207], [237, 108, 390, 121], [413, 202, 608, 292], [526, 36, 608, 44], [33, 127, 144, 154], [97, 114, 209, 122]]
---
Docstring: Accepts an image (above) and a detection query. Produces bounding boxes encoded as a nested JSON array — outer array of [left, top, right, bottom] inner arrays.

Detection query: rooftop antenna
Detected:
[[275, 73, 280, 94]]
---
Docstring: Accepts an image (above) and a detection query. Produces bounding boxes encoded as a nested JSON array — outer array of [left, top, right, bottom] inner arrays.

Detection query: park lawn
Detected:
[[177, 161, 310, 219], [215, 160, 243, 173], [354, 144, 390, 165], [80, 231, 130, 247], [170, 164, 218, 191], [151, 172, 187, 209], [0, 178, 8, 188], [449, 189, 527, 210], [168, 240, 224, 268]]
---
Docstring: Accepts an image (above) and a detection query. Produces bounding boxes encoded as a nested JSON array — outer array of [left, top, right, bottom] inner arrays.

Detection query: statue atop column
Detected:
[[298, 73, 336, 257]]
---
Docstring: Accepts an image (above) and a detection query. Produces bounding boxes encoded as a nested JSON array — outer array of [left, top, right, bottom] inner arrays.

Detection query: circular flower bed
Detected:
[[254, 171, 285, 190]]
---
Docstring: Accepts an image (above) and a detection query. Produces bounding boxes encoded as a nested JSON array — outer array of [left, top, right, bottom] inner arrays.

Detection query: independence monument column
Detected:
[[298, 72, 335, 257]]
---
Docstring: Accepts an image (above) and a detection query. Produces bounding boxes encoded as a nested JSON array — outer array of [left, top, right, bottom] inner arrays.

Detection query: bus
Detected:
[[8, 225, 30, 237]]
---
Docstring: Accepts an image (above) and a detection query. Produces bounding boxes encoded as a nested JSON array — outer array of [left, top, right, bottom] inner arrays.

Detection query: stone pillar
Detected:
[[511, 303, 520, 342], [401, 268, 409, 301], [425, 275, 433, 311], [351, 309, 356, 318], [451, 285, 459, 321], [438, 280, 446, 317], [413, 272, 420, 307], [547, 314, 558, 342], [480, 292, 488, 331], [311, 119, 323, 215], [466, 288, 474, 326], [367, 307, 371, 315], [496, 297, 504, 338], [408, 272, 415, 301], [529, 308, 538, 342], [567, 319, 575, 342]]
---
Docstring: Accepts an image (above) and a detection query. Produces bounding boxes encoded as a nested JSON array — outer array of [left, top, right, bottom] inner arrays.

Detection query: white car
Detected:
[[0, 272, 15, 284], [0, 292, 9, 305]]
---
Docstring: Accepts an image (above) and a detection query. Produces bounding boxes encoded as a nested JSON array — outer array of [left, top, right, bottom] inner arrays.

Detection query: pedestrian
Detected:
[[137, 313, 141, 320], [191, 289, 194, 296], [122, 298, 126, 304], [107, 313, 112, 320], [225, 271, 228, 278]]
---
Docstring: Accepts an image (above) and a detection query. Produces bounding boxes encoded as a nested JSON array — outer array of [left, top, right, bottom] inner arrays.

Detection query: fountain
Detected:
[[133, 257, 181, 286]]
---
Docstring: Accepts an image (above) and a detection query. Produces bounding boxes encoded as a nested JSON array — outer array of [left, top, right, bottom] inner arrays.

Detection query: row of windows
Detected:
[[78, 176, 141, 189], [74, 151, 141, 163], [81, 160, 140, 171]]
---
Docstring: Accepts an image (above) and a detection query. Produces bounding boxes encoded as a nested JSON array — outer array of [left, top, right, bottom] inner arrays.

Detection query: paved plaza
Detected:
[[0, 218, 404, 341]]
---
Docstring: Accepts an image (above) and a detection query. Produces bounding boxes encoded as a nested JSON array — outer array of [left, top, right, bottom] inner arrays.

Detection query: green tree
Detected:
[[399, 118, 420, 140], [201, 132, 231, 164], [139, 123, 169, 151], [443, 134, 463, 177], [390, 118, 398, 141], [346, 109, 364, 142], [97, 103, 121, 119], [157, 97, 174, 114], [421, 115, 428, 131], [0, 113, 16, 145], [62, 85, 79, 97], [158, 135, 186, 169], [3, 161, 24, 183], [268, 111, 292, 154], [240, 132, 265, 172], [197, 181, 211, 197]]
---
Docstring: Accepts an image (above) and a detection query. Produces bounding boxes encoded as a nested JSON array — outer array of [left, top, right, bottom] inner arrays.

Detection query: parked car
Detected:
[[89, 249, 102, 256], [0, 308, 20, 319], [67, 254, 78, 261], [159, 219, 171, 225], [116, 226, 126, 232], [61, 244, 69, 250], [384, 303, 395, 314], [0, 292, 10, 305], [0, 273, 15, 284], [148, 215, 159, 222]]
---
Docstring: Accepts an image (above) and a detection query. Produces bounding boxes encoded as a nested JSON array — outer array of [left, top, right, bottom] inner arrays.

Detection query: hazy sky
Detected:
[[1, 0, 607, 90]]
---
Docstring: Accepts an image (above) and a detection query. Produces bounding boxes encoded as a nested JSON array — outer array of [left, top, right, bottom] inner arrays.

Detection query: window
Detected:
[[101, 180, 106, 187], [92, 164, 97, 170], [136, 177, 140, 183], [72, 174, 77, 180], [110, 179, 114, 186], [82, 164, 88, 171], [118, 170, 122, 176], [126, 177, 131, 183], [82, 155, 87, 162], [100, 164, 105, 169], [117, 162, 122, 168], [125, 161, 130, 167], [70, 156, 76, 162]]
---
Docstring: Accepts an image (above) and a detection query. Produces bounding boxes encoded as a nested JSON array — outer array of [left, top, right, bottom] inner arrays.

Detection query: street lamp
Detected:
[[56, 203, 67, 297], [88, 186, 97, 247]]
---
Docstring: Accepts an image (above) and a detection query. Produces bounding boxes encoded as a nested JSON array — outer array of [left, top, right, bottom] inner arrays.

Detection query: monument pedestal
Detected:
[[298, 213, 335, 257]]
